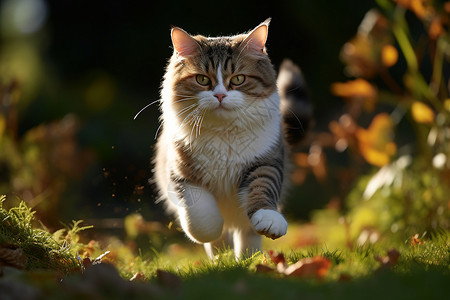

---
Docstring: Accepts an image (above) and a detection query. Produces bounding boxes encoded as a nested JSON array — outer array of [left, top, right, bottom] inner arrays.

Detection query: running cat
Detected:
[[153, 19, 309, 258]]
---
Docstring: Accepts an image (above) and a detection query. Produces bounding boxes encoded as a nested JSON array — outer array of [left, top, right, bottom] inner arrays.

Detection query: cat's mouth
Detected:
[[213, 103, 234, 114]]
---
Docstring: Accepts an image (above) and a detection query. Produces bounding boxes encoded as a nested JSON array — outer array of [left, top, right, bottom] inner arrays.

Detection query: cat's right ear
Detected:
[[171, 27, 199, 58]]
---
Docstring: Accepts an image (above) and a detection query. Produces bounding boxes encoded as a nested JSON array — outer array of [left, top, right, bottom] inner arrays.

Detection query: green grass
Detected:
[[1, 197, 449, 299]]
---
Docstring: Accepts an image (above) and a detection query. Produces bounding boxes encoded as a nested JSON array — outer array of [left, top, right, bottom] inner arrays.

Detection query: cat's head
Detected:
[[162, 19, 278, 132]]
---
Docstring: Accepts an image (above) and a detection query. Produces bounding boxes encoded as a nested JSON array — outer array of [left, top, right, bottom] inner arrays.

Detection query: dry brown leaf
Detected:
[[259, 251, 332, 280], [283, 256, 331, 279], [375, 249, 400, 267], [267, 250, 286, 266], [411, 234, 424, 246]]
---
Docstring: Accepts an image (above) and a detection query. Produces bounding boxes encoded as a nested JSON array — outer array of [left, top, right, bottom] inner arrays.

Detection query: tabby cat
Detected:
[[153, 19, 308, 259]]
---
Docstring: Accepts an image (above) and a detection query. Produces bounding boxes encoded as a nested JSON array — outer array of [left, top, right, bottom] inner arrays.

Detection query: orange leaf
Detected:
[[381, 45, 398, 67], [356, 114, 397, 167], [283, 256, 331, 279], [331, 79, 378, 112], [267, 250, 286, 266], [331, 79, 377, 100], [411, 101, 435, 124], [411, 233, 423, 245]]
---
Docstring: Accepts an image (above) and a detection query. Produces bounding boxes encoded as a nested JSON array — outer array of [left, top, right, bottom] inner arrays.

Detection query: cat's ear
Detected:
[[171, 27, 199, 58], [242, 18, 271, 53]]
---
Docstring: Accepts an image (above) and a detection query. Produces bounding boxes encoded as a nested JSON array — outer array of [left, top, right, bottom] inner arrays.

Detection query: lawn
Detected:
[[1, 197, 449, 299]]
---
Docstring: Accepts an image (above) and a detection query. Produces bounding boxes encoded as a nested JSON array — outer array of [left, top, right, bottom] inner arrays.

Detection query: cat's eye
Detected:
[[230, 74, 245, 86], [196, 75, 211, 86]]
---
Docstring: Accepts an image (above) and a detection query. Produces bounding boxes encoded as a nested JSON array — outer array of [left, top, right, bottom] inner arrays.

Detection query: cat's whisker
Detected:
[[194, 108, 206, 138], [197, 109, 207, 137], [176, 103, 197, 118], [178, 106, 199, 131], [175, 93, 196, 97], [285, 107, 304, 131], [154, 121, 164, 140], [133, 99, 161, 120], [188, 112, 199, 150], [173, 97, 197, 103]]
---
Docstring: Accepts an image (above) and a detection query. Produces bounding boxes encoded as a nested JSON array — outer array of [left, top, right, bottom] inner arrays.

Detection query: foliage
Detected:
[[0, 195, 85, 274], [293, 0, 450, 237], [0, 82, 93, 226]]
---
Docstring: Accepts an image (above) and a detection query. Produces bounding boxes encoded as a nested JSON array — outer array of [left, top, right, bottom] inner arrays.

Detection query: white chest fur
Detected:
[[191, 111, 281, 194]]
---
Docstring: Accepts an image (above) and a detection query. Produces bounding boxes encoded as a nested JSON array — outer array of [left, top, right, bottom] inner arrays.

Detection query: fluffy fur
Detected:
[[153, 19, 307, 258]]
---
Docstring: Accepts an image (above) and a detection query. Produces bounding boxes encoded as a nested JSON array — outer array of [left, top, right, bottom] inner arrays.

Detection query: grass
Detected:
[[1, 197, 449, 299]]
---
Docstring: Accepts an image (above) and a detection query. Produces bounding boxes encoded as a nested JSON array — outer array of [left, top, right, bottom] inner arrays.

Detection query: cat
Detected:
[[153, 19, 309, 259]]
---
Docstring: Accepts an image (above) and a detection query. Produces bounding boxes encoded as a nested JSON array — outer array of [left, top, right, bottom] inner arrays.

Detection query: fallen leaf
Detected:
[[267, 250, 286, 266], [411, 233, 423, 245], [375, 249, 400, 267], [283, 256, 331, 279]]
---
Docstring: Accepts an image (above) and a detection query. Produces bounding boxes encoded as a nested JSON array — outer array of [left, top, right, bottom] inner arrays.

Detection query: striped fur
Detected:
[[153, 20, 307, 258]]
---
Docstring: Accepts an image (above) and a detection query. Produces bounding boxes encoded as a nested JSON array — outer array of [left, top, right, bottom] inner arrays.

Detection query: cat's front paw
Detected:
[[250, 209, 287, 239]]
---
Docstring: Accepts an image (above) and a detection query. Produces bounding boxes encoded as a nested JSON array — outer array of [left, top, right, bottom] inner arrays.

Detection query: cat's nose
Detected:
[[214, 94, 226, 102]]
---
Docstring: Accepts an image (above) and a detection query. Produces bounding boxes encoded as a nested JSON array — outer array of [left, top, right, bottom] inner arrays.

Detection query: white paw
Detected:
[[250, 209, 288, 239]]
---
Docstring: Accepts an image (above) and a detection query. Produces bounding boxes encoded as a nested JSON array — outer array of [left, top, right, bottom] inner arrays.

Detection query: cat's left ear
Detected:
[[242, 18, 271, 53], [171, 27, 199, 58]]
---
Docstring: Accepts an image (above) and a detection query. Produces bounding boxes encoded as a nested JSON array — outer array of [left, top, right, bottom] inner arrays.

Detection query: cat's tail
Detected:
[[277, 59, 312, 147]]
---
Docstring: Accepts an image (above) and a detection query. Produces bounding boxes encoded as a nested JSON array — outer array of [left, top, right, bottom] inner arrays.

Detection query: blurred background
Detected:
[[0, 0, 449, 247]]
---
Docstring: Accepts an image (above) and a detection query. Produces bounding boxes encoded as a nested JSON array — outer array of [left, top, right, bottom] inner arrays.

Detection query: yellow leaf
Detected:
[[356, 113, 397, 167], [411, 101, 435, 124], [381, 45, 398, 67], [444, 99, 450, 112], [331, 79, 376, 99]]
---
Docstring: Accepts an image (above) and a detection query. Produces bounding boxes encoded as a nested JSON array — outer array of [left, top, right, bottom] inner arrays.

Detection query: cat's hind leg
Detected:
[[204, 231, 233, 259], [232, 229, 262, 260], [168, 182, 224, 243]]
